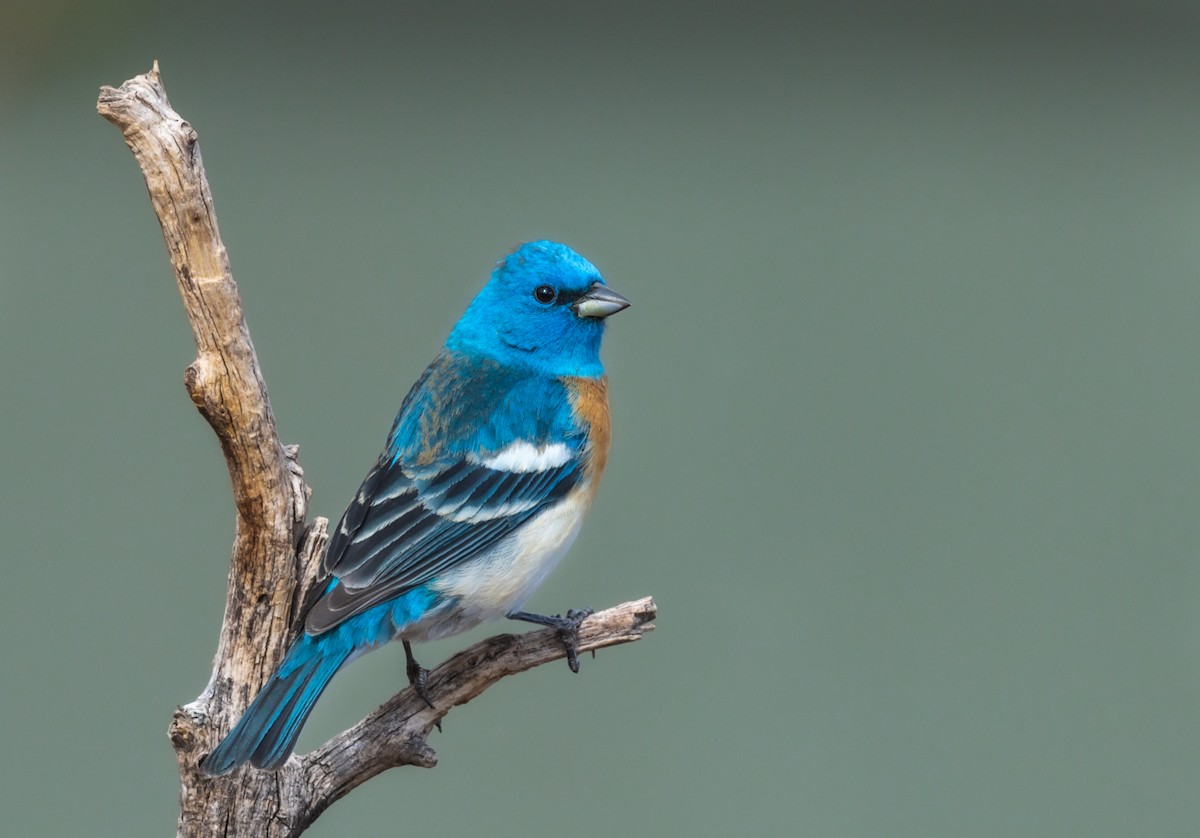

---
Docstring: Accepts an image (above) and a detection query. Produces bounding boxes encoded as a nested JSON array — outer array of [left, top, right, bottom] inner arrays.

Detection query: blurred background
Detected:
[[2, 1, 1199, 835]]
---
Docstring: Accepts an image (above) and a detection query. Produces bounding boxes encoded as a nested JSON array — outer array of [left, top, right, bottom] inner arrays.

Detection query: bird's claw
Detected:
[[404, 640, 442, 731], [507, 607, 594, 672], [548, 608, 594, 673], [561, 602, 595, 667], [407, 659, 435, 710], [560, 607, 594, 672]]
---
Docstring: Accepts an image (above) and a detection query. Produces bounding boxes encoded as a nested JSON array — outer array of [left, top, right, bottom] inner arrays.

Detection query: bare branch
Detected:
[[98, 61, 303, 540], [301, 597, 657, 816]]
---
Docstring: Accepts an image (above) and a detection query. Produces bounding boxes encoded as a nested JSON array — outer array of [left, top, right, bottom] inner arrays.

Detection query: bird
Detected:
[[200, 240, 629, 775]]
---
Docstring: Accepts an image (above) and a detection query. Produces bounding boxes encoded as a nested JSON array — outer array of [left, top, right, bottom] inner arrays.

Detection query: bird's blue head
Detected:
[[447, 241, 630, 378]]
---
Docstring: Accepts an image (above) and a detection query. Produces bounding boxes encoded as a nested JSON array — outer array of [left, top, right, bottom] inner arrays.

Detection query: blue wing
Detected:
[[304, 352, 583, 635], [305, 451, 580, 633]]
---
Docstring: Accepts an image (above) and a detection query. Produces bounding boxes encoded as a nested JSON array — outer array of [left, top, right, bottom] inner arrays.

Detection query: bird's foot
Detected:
[[404, 641, 442, 731], [507, 608, 594, 673]]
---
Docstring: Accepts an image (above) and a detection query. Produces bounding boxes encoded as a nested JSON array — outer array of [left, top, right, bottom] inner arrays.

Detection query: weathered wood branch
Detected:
[[98, 62, 655, 837], [301, 596, 657, 818]]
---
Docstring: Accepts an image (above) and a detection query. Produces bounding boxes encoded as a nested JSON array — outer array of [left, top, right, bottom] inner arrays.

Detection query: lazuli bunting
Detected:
[[201, 241, 629, 775]]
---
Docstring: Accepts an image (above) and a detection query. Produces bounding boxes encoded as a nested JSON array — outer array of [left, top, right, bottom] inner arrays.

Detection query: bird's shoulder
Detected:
[[387, 350, 591, 468]]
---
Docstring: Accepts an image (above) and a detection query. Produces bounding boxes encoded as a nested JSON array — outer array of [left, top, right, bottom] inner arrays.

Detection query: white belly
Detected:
[[416, 486, 590, 638]]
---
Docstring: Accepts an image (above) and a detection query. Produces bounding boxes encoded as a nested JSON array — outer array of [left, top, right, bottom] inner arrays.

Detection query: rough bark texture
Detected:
[[98, 63, 656, 838]]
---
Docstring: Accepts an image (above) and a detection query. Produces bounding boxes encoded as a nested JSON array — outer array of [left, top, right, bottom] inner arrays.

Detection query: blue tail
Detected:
[[200, 635, 352, 775], [199, 584, 439, 775]]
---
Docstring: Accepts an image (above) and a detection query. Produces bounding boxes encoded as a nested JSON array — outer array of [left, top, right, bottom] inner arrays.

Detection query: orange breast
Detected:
[[564, 376, 611, 486]]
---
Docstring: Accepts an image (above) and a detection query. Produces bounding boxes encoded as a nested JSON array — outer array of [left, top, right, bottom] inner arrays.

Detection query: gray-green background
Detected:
[[2, 2, 1198, 835]]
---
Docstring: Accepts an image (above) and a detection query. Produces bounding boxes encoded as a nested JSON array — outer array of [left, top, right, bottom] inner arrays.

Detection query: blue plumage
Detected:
[[201, 241, 629, 775], [448, 243, 609, 377]]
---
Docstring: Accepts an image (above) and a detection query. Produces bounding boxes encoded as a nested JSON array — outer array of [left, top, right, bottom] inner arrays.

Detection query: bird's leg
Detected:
[[403, 640, 439, 720], [507, 608, 594, 673]]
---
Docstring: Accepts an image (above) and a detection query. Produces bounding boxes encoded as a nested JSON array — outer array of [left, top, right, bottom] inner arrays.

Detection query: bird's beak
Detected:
[[573, 283, 631, 319]]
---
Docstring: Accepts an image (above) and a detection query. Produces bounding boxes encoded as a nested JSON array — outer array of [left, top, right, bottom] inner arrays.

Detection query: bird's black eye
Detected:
[[534, 285, 557, 304]]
